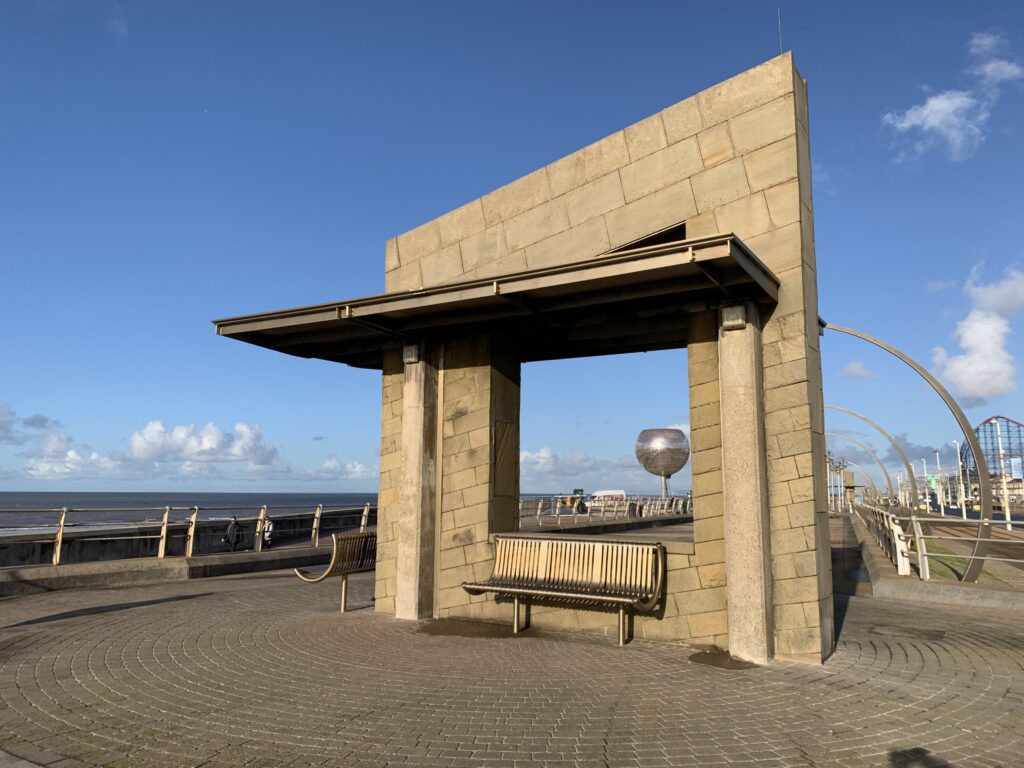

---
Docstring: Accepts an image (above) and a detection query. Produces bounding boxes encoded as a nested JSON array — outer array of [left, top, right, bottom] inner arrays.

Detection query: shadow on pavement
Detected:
[[4, 593, 213, 628], [890, 747, 955, 767]]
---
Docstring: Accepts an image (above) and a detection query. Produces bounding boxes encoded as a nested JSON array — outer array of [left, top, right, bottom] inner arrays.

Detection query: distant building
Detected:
[[960, 416, 1024, 505]]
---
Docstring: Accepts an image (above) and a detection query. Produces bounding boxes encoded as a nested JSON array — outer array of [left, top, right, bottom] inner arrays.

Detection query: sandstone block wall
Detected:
[[377, 53, 832, 662]]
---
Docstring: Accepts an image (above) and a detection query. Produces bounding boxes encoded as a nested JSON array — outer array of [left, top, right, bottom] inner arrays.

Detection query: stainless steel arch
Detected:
[[825, 405, 917, 512], [823, 322, 994, 582], [824, 431, 894, 499]]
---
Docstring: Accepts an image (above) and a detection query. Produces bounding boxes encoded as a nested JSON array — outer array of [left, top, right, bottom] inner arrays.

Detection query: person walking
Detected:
[[262, 516, 274, 550], [225, 516, 241, 552]]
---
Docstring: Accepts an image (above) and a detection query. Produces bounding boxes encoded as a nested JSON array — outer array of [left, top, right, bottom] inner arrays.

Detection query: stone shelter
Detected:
[[215, 53, 833, 664]]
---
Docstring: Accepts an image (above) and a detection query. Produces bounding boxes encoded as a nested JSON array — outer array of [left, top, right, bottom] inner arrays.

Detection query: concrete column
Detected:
[[718, 303, 774, 664], [395, 342, 438, 620]]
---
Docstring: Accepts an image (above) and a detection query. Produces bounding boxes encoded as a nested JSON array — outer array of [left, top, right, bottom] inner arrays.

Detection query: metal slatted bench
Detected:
[[463, 534, 666, 645], [294, 530, 376, 612]]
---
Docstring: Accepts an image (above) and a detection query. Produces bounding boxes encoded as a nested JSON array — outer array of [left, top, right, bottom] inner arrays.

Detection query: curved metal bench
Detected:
[[463, 534, 666, 645], [294, 530, 376, 612]]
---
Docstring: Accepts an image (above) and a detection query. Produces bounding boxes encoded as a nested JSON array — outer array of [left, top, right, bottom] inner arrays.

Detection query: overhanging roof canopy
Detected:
[[213, 233, 779, 370]]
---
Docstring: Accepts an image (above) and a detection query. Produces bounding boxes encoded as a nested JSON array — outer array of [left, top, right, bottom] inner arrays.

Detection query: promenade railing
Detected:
[[852, 503, 1024, 581], [519, 495, 691, 529], [0, 503, 375, 569]]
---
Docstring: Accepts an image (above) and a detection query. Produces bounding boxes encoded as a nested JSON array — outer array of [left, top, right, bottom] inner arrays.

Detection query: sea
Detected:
[[0, 492, 377, 532]]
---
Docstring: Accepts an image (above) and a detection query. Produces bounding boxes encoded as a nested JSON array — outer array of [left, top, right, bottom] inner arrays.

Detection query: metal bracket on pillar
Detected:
[[403, 343, 421, 364], [720, 304, 748, 331]]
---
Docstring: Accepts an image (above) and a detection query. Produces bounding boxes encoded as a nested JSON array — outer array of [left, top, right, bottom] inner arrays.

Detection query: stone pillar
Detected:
[[394, 342, 439, 620], [718, 303, 774, 664]]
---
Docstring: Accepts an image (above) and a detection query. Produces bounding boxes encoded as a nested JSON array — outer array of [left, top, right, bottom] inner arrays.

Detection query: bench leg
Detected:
[[513, 596, 520, 634], [340, 574, 349, 613], [618, 606, 626, 646]]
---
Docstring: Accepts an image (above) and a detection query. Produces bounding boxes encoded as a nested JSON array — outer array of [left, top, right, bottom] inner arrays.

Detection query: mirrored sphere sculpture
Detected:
[[635, 428, 690, 497]]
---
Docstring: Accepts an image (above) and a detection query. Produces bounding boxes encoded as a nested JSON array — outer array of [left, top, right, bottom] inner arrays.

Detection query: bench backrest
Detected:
[[332, 530, 377, 572], [492, 535, 663, 601]]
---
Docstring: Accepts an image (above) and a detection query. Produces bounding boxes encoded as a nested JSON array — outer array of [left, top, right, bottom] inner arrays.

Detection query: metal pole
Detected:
[[158, 505, 171, 558], [312, 504, 323, 547], [186, 506, 199, 558], [920, 460, 930, 514], [360, 502, 370, 532], [935, 451, 945, 515], [52, 507, 67, 566], [953, 441, 966, 519], [995, 420, 1012, 531], [255, 505, 267, 553]]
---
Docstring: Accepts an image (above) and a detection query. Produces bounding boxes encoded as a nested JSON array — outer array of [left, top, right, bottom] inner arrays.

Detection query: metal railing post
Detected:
[[185, 506, 199, 558], [911, 517, 930, 581], [255, 505, 267, 552], [52, 507, 67, 566], [360, 503, 370, 532], [158, 506, 171, 558], [536, 500, 543, 527], [311, 504, 323, 547]]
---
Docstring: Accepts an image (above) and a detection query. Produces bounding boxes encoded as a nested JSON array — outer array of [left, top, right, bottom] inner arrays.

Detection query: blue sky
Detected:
[[1, 1, 1022, 494]]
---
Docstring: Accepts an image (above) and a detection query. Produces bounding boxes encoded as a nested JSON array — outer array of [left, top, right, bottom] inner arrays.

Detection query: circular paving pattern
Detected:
[[1, 572, 1022, 767]]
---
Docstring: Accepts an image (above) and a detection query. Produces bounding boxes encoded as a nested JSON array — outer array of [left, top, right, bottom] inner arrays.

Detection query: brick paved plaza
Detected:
[[1, 571, 1022, 768]]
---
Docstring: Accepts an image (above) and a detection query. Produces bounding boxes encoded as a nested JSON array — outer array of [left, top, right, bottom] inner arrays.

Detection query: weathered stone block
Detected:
[[687, 610, 728, 638], [419, 244, 464, 286], [691, 158, 750, 213], [481, 168, 551, 226], [619, 138, 703, 203], [459, 225, 508, 274], [547, 132, 630, 197], [565, 172, 625, 226], [661, 96, 703, 143], [696, 53, 794, 127], [625, 113, 668, 161], [743, 135, 798, 193], [713, 193, 772, 240], [396, 220, 441, 264], [604, 179, 697, 247], [764, 179, 801, 228], [774, 575, 818, 605], [524, 216, 610, 270], [697, 123, 735, 169], [744, 221, 801, 275], [729, 93, 796, 155], [438, 199, 487, 247], [504, 197, 569, 253]]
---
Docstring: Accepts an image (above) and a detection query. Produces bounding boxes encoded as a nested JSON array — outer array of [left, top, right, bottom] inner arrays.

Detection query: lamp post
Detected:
[[995, 420, 1012, 531], [935, 450, 946, 516], [920, 459, 930, 514], [952, 440, 967, 519]]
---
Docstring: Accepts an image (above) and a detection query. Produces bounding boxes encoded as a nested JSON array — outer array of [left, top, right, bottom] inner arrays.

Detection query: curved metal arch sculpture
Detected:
[[823, 322, 994, 582], [825, 405, 917, 510], [824, 431, 894, 499]]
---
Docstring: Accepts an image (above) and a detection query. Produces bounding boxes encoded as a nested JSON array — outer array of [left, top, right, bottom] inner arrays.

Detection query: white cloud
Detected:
[[932, 308, 1015, 406], [969, 32, 1004, 57], [0, 405, 62, 445], [965, 265, 1024, 316], [932, 266, 1023, 405], [4, 412, 376, 485], [883, 32, 1022, 161], [129, 420, 279, 465], [519, 447, 673, 493], [305, 458, 376, 480], [840, 361, 874, 380]]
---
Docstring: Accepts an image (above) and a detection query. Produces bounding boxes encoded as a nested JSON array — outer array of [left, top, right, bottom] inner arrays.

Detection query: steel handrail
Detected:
[[0, 503, 375, 568]]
